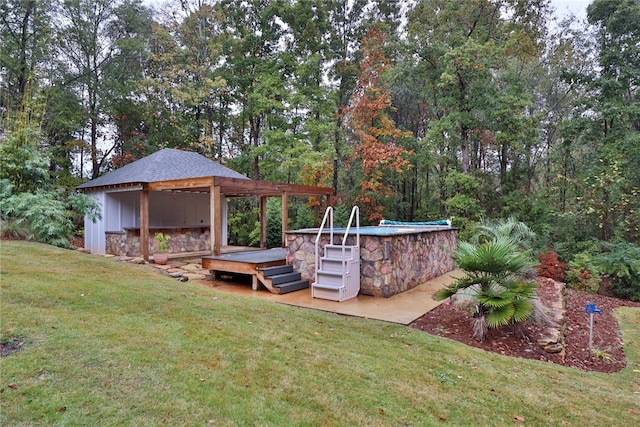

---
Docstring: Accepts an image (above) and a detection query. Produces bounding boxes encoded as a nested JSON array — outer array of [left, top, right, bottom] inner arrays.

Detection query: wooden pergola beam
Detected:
[[102, 177, 333, 198], [147, 177, 214, 191], [213, 177, 334, 198]]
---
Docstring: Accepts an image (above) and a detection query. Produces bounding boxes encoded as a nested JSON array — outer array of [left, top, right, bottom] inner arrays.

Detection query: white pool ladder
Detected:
[[312, 206, 360, 302]]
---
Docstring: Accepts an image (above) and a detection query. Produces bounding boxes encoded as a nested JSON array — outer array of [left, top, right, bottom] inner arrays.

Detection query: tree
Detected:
[[341, 28, 412, 222], [54, 0, 153, 178], [583, 0, 640, 242], [405, 0, 553, 227], [0, 0, 53, 113], [135, 1, 231, 163], [211, 0, 290, 180], [276, 0, 338, 188]]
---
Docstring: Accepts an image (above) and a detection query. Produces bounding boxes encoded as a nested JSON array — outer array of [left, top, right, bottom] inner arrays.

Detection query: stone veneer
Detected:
[[105, 227, 210, 257], [286, 228, 457, 297]]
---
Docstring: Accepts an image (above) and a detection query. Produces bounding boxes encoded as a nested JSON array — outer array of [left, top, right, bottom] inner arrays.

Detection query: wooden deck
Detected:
[[202, 248, 287, 291]]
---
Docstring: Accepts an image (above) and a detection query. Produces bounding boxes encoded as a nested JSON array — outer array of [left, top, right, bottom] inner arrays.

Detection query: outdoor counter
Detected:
[[105, 226, 210, 257]]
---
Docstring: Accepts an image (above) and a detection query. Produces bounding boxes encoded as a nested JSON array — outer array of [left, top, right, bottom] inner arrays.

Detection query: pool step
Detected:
[[313, 244, 360, 302]]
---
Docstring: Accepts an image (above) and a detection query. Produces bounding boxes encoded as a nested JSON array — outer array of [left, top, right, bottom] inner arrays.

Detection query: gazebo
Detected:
[[77, 148, 334, 261]]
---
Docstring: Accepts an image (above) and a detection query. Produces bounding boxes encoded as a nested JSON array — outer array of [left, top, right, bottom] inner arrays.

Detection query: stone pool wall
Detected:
[[286, 229, 457, 297], [105, 227, 210, 257]]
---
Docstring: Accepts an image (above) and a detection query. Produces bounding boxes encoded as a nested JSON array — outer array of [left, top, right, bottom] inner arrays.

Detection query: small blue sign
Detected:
[[585, 303, 602, 314]]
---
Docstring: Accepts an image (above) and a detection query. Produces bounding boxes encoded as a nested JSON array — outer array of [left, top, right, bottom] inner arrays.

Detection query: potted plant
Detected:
[[154, 232, 171, 265]]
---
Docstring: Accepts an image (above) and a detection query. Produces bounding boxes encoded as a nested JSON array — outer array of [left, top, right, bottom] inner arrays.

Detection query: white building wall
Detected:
[[119, 192, 138, 227], [84, 191, 106, 254], [149, 192, 212, 226]]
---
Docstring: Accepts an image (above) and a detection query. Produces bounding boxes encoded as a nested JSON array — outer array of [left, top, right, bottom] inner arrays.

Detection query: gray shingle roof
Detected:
[[77, 148, 248, 190]]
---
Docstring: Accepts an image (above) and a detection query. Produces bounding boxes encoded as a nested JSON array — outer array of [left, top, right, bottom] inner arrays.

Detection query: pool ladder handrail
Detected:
[[341, 205, 360, 248], [315, 206, 334, 285], [338, 206, 360, 290]]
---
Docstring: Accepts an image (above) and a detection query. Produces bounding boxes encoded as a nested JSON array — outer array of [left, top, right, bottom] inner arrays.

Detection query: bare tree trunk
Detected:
[[249, 115, 261, 180], [461, 126, 470, 174]]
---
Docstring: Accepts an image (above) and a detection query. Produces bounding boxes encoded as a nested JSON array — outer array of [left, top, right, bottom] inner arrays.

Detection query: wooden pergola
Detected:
[[140, 176, 334, 261]]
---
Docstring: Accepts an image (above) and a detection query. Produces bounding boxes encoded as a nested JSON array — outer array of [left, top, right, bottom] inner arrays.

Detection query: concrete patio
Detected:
[[204, 269, 461, 325], [142, 256, 461, 325]]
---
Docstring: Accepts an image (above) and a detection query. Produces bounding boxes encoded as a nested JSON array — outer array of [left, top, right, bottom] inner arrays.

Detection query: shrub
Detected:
[[566, 241, 640, 301], [536, 247, 567, 282], [0, 218, 30, 239], [567, 251, 601, 293], [595, 241, 640, 302], [0, 113, 100, 248], [566, 267, 600, 293], [0, 180, 100, 249]]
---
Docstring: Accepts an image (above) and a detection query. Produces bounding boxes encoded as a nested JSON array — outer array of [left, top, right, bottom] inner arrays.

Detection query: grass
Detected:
[[1, 240, 639, 426]]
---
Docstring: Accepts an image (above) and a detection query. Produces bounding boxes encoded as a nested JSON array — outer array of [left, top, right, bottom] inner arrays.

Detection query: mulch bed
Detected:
[[410, 277, 640, 373]]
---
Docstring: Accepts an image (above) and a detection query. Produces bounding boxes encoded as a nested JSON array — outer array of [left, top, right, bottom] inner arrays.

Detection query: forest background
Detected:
[[1, 0, 639, 300]]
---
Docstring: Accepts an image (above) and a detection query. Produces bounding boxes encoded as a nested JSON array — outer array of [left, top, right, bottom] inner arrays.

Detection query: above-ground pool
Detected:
[[286, 225, 457, 297]]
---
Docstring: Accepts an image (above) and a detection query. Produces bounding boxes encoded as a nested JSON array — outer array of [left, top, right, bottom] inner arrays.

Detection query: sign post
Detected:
[[585, 302, 602, 354]]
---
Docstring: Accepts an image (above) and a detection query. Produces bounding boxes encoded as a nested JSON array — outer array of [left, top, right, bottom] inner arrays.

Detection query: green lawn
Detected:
[[1, 241, 639, 426]]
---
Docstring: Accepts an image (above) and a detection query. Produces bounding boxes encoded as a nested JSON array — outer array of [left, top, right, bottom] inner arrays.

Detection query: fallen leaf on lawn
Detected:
[[514, 415, 525, 422]]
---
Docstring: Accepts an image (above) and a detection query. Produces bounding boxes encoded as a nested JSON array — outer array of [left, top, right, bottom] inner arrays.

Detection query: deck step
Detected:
[[274, 279, 309, 294], [259, 265, 293, 277], [269, 272, 302, 285]]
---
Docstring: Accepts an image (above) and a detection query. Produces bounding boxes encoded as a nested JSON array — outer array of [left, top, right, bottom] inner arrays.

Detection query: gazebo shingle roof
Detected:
[[77, 148, 248, 190]]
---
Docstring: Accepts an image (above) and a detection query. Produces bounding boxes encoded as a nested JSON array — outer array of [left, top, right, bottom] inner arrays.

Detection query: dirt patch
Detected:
[[410, 278, 640, 373], [1, 337, 25, 357]]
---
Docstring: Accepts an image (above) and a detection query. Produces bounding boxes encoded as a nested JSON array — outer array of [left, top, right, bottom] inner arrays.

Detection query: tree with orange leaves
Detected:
[[341, 27, 412, 222]]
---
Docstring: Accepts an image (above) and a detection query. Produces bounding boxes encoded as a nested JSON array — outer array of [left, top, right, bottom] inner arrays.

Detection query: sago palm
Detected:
[[435, 234, 538, 341]]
